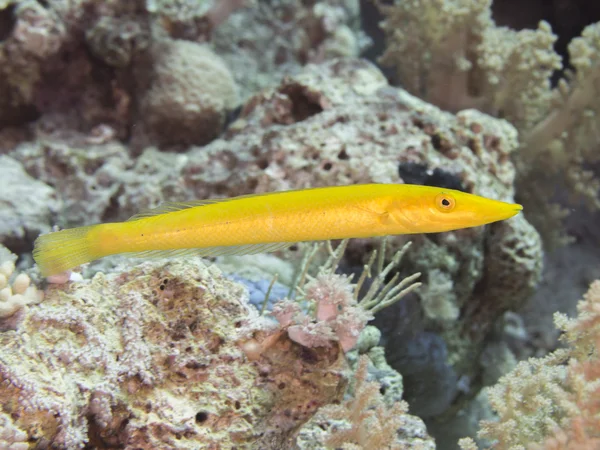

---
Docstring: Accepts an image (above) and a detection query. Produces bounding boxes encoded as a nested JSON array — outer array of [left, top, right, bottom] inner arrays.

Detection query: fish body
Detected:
[[33, 184, 523, 276]]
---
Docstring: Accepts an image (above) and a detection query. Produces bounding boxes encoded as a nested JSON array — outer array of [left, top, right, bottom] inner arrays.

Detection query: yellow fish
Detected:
[[33, 184, 522, 276]]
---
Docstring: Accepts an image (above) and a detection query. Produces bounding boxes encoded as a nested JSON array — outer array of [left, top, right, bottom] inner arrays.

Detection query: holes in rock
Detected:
[[398, 162, 466, 192], [195, 411, 209, 424], [0, 5, 16, 41], [337, 149, 349, 160], [431, 134, 442, 150], [279, 83, 323, 123], [157, 278, 169, 290]]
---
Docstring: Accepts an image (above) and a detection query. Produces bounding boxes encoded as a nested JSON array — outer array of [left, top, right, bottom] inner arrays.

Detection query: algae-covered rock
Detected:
[[0, 258, 349, 449]]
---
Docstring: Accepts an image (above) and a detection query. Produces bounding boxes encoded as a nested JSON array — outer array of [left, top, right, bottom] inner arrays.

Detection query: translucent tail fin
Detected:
[[33, 225, 98, 276]]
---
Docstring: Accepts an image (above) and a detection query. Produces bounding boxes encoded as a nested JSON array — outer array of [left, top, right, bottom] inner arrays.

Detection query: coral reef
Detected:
[[0, 250, 433, 448], [375, 0, 600, 245], [1, 0, 581, 447], [4, 58, 542, 433]]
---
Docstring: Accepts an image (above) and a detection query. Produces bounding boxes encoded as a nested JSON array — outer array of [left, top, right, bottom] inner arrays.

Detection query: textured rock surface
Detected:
[[0, 254, 435, 449], [0, 258, 348, 449], [139, 39, 239, 147], [0, 155, 57, 252]]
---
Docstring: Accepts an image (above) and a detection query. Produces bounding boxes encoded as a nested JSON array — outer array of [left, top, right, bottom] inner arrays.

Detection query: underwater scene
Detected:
[[1, 0, 600, 448]]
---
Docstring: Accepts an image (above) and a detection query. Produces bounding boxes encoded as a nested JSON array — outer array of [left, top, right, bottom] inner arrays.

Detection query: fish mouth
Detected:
[[510, 203, 524, 216], [492, 203, 523, 222], [477, 202, 522, 225]]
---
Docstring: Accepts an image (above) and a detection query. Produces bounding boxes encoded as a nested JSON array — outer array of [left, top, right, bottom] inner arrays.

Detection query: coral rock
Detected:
[[0, 258, 350, 449], [140, 39, 239, 147]]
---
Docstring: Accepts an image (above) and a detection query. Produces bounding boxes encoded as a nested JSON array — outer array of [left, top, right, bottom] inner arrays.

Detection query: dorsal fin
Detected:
[[126, 200, 219, 221], [126, 186, 339, 222]]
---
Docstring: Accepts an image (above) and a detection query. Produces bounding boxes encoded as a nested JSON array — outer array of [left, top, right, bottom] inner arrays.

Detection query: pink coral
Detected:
[[307, 273, 354, 321], [273, 273, 373, 352]]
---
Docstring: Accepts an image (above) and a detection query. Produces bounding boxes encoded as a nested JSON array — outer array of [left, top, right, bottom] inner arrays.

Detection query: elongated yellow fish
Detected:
[[33, 184, 522, 276]]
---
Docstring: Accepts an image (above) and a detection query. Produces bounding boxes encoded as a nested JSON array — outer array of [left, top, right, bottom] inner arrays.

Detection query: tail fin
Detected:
[[33, 225, 98, 277]]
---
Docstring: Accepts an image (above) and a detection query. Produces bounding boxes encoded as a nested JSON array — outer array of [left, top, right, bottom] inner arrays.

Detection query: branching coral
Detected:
[[295, 354, 434, 449], [271, 239, 421, 353], [459, 280, 600, 449], [321, 355, 411, 449]]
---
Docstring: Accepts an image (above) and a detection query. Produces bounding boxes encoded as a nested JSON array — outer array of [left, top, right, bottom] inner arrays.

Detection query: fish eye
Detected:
[[435, 193, 456, 212]]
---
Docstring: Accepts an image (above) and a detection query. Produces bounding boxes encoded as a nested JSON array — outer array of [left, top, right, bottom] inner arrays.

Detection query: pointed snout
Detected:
[[471, 197, 523, 226]]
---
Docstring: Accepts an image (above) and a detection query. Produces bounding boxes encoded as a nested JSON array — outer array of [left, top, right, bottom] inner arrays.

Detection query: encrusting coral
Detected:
[[0, 257, 336, 448]]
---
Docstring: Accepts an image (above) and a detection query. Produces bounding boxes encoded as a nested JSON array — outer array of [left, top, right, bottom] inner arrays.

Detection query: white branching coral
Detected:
[[375, 1, 600, 245], [318, 355, 411, 450], [375, 0, 561, 125], [459, 280, 600, 449]]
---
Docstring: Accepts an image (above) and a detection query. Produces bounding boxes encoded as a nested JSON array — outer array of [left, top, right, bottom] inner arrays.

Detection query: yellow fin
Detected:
[[128, 242, 293, 260], [33, 225, 98, 276], [126, 188, 331, 221]]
